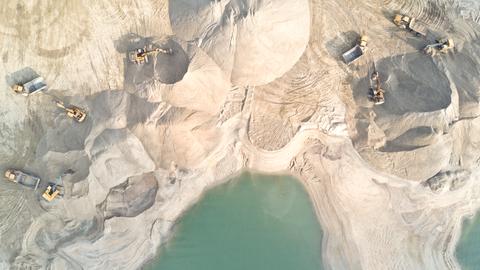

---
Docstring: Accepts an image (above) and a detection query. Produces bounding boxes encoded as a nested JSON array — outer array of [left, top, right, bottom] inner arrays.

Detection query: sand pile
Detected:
[[1, 0, 480, 270], [169, 0, 310, 85]]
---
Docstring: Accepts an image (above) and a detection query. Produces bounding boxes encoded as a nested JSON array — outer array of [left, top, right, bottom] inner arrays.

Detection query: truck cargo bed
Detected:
[[342, 45, 364, 64], [14, 171, 40, 190], [23, 77, 47, 95], [409, 19, 429, 36]]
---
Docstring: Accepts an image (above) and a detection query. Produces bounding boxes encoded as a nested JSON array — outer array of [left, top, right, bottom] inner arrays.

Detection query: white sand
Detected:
[[1, 0, 480, 269]]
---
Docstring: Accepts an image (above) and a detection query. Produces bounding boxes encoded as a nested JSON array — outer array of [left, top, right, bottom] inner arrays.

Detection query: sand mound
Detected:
[[122, 37, 189, 88], [376, 54, 452, 115], [350, 40, 480, 181], [3, 1, 480, 270], [101, 173, 158, 219], [155, 39, 190, 84], [169, 0, 310, 86], [130, 41, 230, 116]]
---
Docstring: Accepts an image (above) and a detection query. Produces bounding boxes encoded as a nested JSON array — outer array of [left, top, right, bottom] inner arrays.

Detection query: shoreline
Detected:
[[140, 170, 314, 270], [1, 0, 480, 269]]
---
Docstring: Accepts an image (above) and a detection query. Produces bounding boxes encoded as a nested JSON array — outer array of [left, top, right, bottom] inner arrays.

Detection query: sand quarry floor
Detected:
[[1, 0, 480, 269]]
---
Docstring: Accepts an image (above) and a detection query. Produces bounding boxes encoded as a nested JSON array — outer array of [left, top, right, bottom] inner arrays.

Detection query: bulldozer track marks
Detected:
[[0, 191, 28, 236]]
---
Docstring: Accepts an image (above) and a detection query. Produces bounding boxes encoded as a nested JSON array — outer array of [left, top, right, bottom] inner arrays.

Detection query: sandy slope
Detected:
[[1, 0, 480, 269]]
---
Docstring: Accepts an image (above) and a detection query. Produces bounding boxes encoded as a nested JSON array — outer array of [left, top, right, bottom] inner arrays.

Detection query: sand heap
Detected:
[[2, 0, 480, 270], [169, 0, 310, 86]]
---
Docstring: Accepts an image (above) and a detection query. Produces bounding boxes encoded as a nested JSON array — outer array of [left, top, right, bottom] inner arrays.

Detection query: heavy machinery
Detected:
[[393, 14, 429, 37], [128, 45, 172, 65], [42, 183, 61, 202], [56, 101, 87, 123], [12, 76, 47, 96], [342, 35, 368, 64], [4, 169, 40, 190], [423, 38, 454, 56], [368, 63, 385, 105]]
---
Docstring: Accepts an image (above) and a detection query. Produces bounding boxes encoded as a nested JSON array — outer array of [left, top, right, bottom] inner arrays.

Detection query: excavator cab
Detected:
[[130, 47, 148, 64], [437, 38, 454, 52], [42, 184, 61, 202], [66, 106, 87, 122], [56, 101, 87, 123], [368, 64, 385, 105], [368, 87, 385, 105], [373, 90, 385, 105]]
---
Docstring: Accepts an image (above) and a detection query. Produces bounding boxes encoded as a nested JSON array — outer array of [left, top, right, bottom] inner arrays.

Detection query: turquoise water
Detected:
[[145, 172, 324, 270], [456, 212, 480, 269]]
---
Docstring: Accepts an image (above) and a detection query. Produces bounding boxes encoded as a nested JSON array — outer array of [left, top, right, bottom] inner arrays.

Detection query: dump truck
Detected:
[[342, 35, 368, 64], [4, 169, 40, 190], [128, 45, 172, 65], [42, 183, 61, 202], [368, 63, 385, 105], [424, 38, 454, 56], [393, 14, 429, 37], [56, 101, 87, 123], [12, 77, 47, 96]]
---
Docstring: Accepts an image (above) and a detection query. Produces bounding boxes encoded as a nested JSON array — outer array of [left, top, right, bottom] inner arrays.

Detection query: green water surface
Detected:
[[144, 172, 324, 270], [456, 212, 480, 269]]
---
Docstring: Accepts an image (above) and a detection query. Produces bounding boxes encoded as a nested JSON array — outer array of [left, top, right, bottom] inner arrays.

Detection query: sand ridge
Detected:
[[0, 0, 480, 269]]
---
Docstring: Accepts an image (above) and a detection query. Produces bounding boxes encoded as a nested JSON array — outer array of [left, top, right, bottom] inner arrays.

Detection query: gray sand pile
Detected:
[[1, 0, 480, 270]]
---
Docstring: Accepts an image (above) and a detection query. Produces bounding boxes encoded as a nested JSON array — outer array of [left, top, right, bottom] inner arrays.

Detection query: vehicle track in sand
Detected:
[[0, 189, 28, 236]]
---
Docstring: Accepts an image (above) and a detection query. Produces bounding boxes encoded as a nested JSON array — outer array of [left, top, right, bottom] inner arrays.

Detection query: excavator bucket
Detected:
[[55, 101, 66, 109], [157, 47, 173, 55]]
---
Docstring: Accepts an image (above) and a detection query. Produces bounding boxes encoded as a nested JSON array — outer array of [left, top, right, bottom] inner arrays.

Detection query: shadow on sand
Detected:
[[115, 34, 190, 91], [5, 67, 41, 87]]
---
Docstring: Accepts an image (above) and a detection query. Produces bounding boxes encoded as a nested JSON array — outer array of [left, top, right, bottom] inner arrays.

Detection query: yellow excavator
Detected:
[[368, 63, 385, 105], [423, 38, 454, 56], [42, 183, 61, 202], [56, 101, 87, 123], [129, 45, 172, 65]]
